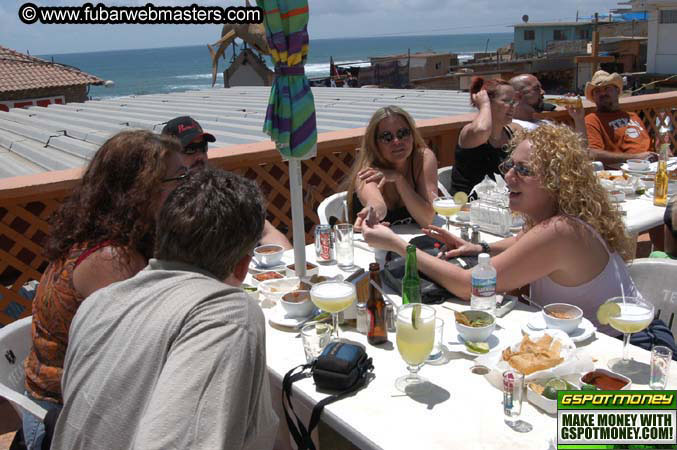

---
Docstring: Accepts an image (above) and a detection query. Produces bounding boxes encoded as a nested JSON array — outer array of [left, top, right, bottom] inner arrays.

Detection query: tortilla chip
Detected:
[[501, 334, 564, 374]]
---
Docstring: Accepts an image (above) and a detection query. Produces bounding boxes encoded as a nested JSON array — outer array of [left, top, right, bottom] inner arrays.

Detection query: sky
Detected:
[[1, 0, 625, 55]]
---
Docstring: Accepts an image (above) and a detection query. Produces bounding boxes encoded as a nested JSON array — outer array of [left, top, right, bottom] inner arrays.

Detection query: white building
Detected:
[[647, 0, 677, 73]]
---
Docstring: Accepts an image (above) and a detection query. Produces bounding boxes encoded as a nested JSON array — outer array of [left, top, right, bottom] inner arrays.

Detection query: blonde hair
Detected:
[[510, 124, 634, 260], [345, 105, 427, 220]]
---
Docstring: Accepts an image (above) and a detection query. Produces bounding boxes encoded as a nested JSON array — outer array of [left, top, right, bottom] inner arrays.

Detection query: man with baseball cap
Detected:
[[584, 70, 656, 166], [162, 116, 292, 250]]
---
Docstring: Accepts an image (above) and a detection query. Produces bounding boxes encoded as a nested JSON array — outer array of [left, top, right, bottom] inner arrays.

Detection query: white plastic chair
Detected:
[[317, 192, 348, 225], [0, 316, 47, 423], [627, 258, 677, 336], [437, 166, 453, 198]]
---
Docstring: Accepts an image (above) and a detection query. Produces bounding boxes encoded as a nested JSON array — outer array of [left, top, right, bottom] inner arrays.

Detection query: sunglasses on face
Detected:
[[377, 127, 411, 143], [162, 168, 191, 184], [499, 158, 534, 177], [183, 140, 208, 155]]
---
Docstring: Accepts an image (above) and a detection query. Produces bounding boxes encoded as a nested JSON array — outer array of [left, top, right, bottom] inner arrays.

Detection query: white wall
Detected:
[[647, 2, 677, 73], [228, 64, 267, 87]]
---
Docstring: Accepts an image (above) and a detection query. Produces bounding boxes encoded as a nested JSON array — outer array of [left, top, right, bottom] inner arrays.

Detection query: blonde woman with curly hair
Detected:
[[346, 105, 438, 229], [362, 124, 637, 331]]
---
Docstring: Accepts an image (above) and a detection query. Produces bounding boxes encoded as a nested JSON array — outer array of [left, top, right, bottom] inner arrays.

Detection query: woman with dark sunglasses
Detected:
[[451, 76, 516, 196], [345, 105, 439, 229], [363, 124, 637, 333]]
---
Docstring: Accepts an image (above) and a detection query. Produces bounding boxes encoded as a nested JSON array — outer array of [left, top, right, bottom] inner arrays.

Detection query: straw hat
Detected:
[[585, 70, 623, 102]]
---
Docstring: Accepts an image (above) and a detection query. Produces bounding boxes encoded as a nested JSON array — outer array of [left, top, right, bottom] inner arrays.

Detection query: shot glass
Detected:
[[426, 318, 445, 362], [301, 323, 331, 363], [503, 370, 525, 427], [334, 224, 354, 269], [650, 345, 672, 390]]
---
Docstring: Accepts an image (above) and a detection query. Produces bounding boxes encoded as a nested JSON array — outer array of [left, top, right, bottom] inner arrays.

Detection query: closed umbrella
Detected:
[[257, 0, 317, 277]]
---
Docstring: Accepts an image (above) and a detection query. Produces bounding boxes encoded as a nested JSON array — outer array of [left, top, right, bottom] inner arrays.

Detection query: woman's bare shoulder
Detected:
[[73, 245, 146, 297]]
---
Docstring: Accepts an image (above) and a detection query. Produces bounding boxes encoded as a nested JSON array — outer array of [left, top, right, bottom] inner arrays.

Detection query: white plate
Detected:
[[248, 260, 286, 275], [448, 332, 503, 357], [267, 304, 317, 329], [620, 163, 653, 174], [643, 183, 677, 199], [522, 312, 596, 343]]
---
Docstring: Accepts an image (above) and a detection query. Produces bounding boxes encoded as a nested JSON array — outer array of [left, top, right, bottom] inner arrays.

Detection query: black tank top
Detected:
[[450, 126, 513, 196]]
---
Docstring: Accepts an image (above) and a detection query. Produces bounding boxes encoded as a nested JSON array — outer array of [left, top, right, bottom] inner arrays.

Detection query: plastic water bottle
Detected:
[[471, 253, 496, 316]]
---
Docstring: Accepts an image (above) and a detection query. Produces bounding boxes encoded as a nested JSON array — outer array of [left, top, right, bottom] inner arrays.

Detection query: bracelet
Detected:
[[479, 241, 491, 255]]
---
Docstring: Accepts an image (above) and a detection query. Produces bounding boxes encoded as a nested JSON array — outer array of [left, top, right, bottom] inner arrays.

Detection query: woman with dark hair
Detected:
[[22, 130, 185, 450], [345, 105, 438, 229], [451, 76, 516, 195]]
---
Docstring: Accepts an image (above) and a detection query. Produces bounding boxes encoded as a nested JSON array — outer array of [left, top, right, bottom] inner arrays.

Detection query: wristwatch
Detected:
[[479, 241, 491, 255]]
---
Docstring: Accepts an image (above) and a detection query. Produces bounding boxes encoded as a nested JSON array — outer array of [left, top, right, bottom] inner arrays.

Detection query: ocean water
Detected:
[[39, 32, 513, 99]]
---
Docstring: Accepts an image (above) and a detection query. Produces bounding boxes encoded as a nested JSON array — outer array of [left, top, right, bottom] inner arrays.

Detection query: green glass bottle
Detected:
[[401, 245, 421, 304]]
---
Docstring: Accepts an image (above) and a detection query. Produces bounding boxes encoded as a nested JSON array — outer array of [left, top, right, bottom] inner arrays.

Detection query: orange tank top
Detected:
[[24, 241, 112, 404]]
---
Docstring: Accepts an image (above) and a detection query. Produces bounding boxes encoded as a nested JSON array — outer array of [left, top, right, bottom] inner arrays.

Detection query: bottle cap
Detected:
[[478, 253, 490, 264], [369, 262, 380, 271]]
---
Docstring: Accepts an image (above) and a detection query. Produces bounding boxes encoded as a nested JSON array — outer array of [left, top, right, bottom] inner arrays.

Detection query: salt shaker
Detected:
[[471, 225, 481, 244], [460, 224, 470, 242], [385, 302, 396, 332], [356, 303, 368, 334]]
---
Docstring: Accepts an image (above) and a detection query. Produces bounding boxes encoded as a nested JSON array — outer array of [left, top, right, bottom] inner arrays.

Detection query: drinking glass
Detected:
[[301, 323, 331, 363], [395, 304, 435, 392], [426, 318, 445, 363], [433, 196, 464, 231], [650, 345, 672, 390], [310, 281, 356, 341], [503, 369, 527, 430], [334, 224, 354, 269], [604, 296, 654, 374]]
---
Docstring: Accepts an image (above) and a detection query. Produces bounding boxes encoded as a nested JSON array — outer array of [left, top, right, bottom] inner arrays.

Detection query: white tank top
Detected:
[[529, 217, 638, 335]]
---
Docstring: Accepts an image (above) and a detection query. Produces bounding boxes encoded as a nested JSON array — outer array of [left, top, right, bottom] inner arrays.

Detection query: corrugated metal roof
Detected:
[[0, 86, 474, 179]]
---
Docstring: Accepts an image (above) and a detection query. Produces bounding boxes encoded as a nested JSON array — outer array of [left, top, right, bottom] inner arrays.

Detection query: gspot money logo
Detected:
[[557, 391, 677, 449]]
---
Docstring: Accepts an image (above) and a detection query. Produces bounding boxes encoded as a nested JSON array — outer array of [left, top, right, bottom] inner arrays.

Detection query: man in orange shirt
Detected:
[[584, 70, 657, 166]]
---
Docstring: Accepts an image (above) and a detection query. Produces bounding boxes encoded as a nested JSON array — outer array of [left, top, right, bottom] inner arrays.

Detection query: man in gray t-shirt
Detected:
[[52, 169, 278, 450]]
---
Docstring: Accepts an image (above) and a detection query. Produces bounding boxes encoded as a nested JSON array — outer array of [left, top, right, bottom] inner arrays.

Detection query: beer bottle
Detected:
[[654, 113, 670, 207], [367, 262, 387, 345], [402, 245, 422, 304]]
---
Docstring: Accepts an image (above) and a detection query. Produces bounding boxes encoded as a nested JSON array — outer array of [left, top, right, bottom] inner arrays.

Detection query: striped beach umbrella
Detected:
[[258, 0, 317, 276], [258, 0, 317, 159]]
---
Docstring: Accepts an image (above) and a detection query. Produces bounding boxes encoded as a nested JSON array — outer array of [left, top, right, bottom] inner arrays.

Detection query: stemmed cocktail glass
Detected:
[[598, 296, 654, 374], [395, 304, 436, 392], [433, 193, 467, 231], [310, 281, 356, 341]]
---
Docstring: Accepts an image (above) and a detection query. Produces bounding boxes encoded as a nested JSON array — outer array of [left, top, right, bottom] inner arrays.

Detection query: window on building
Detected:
[[524, 30, 535, 40], [435, 62, 441, 70], [660, 9, 677, 23], [576, 29, 589, 40], [553, 30, 567, 41]]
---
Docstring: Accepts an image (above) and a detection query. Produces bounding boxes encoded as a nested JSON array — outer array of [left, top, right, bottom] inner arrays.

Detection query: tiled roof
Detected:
[[0, 45, 104, 93]]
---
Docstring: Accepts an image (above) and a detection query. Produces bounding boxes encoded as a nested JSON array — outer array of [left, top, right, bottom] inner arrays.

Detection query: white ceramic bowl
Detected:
[[280, 290, 315, 318], [626, 159, 650, 171], [542, 303, 583, 334], [253, 244, 284, 267], [258, 277, 300, 303], [608, 189, 625, 203], [285, 263, 319, 277], [455, 310, 496, 342]]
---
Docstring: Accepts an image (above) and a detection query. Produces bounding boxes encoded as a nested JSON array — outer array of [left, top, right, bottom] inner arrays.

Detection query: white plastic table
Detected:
[[251, 225, 677, 450]]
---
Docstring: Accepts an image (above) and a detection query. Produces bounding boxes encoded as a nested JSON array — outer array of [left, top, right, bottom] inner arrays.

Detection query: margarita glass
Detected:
[[395, 304, 436, 392], [310, 281, 357, 341], [598, 296, 654, 373], [433, 193, 467, 231]]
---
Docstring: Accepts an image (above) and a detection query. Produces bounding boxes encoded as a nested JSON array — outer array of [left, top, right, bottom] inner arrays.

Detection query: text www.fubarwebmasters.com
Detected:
[[18, 2, 263, 25]]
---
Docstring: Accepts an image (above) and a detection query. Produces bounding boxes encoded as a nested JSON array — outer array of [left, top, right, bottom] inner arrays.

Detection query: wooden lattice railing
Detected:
[[0, 92, 675, 325]]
